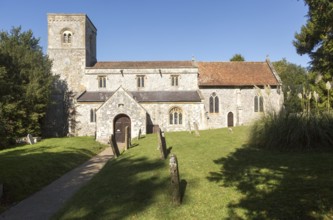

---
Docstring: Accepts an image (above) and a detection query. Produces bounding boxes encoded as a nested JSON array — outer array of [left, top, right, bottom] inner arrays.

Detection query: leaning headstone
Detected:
[[109, 134, 120, 158], [124, 126, 130, 150], [169, 154, 181, 205], [27, 134, 34, 145], [193, 122, 200, 137], [0, 183, 3, 200], [157, 129, 167, 159]]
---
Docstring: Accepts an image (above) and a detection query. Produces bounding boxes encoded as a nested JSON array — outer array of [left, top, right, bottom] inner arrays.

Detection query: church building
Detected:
[[47, 13, 283, 144]]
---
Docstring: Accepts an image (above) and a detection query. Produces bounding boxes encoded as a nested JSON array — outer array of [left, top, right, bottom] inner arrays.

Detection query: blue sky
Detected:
[[1, 0, 310, 67]]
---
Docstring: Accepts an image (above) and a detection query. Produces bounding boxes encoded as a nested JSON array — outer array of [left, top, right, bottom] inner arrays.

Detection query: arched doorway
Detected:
[[114, 114, 131, 143], [227, 112, 234, 127]]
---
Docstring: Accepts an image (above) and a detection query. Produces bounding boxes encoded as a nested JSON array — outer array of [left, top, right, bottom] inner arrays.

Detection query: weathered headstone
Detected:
[[109, 134, 120, 158], [124, 126, 130, 150], [157, 129, 167, 159], [188, 121, 192, 134], [137, 128, 141, 140], [27, 134, 34, 145], [193, 122, 200, 137], [169, 154, 181, 205], [0, 183, 3, 200]]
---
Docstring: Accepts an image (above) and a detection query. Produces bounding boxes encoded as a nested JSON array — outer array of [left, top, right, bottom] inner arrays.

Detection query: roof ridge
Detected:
[[197, 61, 266, 63]]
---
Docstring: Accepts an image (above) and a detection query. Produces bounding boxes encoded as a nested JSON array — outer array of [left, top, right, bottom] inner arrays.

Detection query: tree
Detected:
[[294, 0, 333, 79], [0, 27, 53, 147], [230, 54, 245, 61], [273, 59, 308, 113]]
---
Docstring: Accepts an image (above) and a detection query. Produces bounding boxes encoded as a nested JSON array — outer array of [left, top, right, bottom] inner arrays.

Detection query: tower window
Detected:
[[62, 30, 73, 44]]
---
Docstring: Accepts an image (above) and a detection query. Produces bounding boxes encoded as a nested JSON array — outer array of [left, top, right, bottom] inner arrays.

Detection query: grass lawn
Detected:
[[0, 136, 106, 213], [54, 126, 333, 219]]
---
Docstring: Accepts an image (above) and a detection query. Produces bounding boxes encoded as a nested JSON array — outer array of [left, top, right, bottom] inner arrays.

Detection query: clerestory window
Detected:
[[171, 75, 179, 86], [137, 75, 145, 88], [98, 76, 107, 88]]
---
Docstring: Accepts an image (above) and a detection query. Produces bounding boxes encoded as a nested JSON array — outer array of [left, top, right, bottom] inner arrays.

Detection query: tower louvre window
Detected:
[[62, 30, 73, 44]]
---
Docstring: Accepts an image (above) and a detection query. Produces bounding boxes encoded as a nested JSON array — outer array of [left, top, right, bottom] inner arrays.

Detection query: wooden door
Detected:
[[227, 112, 234, 127], [114, 114, 131, 143]]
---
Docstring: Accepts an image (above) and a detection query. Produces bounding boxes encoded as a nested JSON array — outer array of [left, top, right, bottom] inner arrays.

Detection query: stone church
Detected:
[[47, 13, 283, 144]]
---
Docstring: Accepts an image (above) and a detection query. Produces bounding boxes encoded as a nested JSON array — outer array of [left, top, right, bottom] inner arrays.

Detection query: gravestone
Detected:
[[27, 134, 34, 145], [188, 121, 192, 134], [124, 126, 130, 150], [0, 183, 3, 200], [193, 122, 200, 137], [137, 128, 141, 140], [169, 154, 181, 205], [109, 134, 120, 158], [157, 129, 167, 159]]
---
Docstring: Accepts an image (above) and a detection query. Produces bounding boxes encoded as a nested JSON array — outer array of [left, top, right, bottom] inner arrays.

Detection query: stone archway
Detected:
[[114, 114, 131, 143], [227, 112, 234, 127]]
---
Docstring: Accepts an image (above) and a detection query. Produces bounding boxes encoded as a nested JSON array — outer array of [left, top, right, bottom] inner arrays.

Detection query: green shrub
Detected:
[[249, 112, 333, 151]]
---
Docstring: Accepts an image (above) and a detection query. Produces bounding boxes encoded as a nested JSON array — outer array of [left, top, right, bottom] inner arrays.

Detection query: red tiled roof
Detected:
[[198, 61, 280, 86], [90, 61, 195, 69]]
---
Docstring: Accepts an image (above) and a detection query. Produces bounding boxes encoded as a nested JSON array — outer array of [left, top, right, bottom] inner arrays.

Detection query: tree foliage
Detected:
[[294, 0, 333, 112], [273, 59, 308, 113], [230, 54, 245, 61], [294, 0, 333, 78], [0, 27, 53, 147]]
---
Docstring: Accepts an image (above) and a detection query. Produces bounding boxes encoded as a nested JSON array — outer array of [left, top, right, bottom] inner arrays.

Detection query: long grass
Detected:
[[0, 137, 106, 213], [53, 127, 333, 219], [249, 112, 333, 151]]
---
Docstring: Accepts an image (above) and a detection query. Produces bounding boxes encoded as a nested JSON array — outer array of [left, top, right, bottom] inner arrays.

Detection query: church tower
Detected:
[[47, 14, 97, 94]]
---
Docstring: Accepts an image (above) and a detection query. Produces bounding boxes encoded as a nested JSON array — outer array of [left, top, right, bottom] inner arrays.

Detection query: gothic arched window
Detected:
[[209, 92, 219, 113], [169, 107, 183, 125]]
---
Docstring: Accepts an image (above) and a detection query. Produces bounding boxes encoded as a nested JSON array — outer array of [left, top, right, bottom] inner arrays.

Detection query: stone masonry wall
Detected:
[[96, 88, 147, 144], [200, 87, 283, 128], [141, 102, 205, 132], [76, 102, 102, 136], [83, 68, 198, 91]]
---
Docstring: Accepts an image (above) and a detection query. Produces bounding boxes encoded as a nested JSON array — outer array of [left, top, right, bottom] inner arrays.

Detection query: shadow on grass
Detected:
[[54, 155, 169, 219], [0, 148, 96, 211], [207, 146, 333, 219], [180, 179, 187, 203]]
